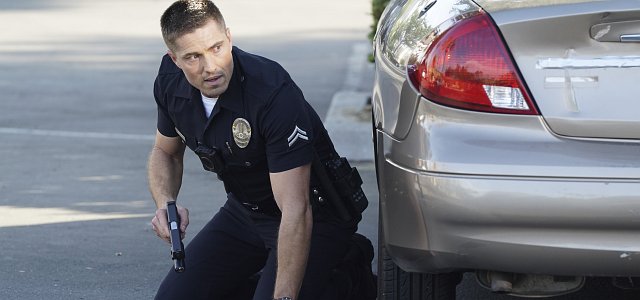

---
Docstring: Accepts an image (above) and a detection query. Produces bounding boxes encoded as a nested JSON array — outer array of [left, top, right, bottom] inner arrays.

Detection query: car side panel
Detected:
[[378, 153, 640, 275], [377, 99, 640, 275], [389, 99, 640, 179]]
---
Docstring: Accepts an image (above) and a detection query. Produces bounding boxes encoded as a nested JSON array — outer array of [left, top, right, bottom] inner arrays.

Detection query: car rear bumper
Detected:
[[379, 155, 640, 276]]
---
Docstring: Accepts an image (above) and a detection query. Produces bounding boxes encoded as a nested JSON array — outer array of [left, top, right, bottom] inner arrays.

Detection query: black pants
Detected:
[[155, 196, 357, 300]]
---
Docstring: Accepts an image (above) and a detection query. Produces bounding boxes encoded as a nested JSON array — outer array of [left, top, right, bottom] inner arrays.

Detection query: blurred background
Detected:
[[0, 1, 374, 299]]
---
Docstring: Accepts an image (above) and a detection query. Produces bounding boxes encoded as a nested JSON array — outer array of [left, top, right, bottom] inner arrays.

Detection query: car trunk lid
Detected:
[[477, 0, 640, 140]]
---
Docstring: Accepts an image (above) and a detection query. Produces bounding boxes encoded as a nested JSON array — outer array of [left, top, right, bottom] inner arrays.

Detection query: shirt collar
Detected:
[[174, 75, 193, 100], [217, 50, 244, 114]]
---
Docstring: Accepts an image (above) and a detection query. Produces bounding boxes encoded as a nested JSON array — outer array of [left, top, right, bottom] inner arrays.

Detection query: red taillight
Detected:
[[409, 12, 538, 115]]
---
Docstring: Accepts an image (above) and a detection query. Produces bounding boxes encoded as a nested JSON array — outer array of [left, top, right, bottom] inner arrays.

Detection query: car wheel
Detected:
[[378, 221, 462, 300]]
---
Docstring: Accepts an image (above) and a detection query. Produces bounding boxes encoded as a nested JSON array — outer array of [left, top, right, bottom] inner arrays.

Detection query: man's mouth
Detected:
[[204, 75, 223, 86]]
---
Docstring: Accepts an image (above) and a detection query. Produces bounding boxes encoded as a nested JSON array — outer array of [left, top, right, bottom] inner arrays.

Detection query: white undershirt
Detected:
[[201, 94, 218, 118]]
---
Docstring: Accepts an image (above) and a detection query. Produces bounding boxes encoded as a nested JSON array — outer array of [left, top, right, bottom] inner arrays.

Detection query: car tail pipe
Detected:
[[476, 270, 585, 297]]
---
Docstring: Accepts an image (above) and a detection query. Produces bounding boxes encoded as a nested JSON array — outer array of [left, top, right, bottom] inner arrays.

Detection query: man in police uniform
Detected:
[[148, 1, 371, 299]]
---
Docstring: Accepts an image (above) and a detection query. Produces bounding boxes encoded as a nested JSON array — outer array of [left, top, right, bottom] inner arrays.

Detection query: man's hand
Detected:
[[148, 130, 187, 243], [151, 204, 189, 243]]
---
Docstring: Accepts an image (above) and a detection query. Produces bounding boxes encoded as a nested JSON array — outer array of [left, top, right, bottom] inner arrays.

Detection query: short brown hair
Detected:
[[160, 0, 226, 51]]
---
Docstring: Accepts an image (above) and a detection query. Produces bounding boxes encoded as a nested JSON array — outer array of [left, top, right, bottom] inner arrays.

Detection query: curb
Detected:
[[324, 91, 374, 162]]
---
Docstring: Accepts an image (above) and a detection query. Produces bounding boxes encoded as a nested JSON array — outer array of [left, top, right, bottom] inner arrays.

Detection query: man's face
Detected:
[[168, 19, 233, 98]]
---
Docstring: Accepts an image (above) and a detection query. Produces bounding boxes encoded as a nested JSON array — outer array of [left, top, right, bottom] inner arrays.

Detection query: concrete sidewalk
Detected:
[[324, 43, 375, 162]]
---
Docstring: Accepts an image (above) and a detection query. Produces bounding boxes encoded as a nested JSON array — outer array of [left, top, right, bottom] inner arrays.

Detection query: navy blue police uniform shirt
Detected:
[[153, 47, 336, 205]]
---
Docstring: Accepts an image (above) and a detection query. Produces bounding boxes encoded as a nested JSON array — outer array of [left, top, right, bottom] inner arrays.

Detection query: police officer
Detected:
[[149, 1, 371, 299]]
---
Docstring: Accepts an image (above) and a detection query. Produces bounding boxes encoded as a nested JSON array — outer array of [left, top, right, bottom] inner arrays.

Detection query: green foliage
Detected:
[[369, 0, 391, 41], [368, 0, 391, 62]]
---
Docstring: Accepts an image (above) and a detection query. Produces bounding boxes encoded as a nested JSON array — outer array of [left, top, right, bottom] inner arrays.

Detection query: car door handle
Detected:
[[591, 20, 640, 42], [620, 34, 640, 42]]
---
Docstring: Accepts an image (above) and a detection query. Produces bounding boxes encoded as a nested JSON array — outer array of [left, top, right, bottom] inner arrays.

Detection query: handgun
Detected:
[[166, 201, 185, 272]]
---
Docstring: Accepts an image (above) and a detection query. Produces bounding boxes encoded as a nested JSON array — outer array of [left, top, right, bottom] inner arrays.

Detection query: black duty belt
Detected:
[[236, 186, 327, 218], [239, 199, 281, 217]]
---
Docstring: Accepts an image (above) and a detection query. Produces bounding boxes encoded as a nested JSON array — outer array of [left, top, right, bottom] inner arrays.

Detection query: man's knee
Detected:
[[321, 233, 377, 300]]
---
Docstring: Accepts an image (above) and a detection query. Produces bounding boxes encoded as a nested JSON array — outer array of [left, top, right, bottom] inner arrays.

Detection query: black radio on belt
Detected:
[[312, 152, 368, 221], [194, 144, 226, 176], [324, 157, 368, 215]]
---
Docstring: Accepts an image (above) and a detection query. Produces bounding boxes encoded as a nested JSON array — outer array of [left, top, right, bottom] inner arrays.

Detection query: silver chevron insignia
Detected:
[[287, 126, 308, 147]]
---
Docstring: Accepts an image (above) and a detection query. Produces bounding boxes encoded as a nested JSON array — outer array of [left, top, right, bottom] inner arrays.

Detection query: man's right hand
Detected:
[[151, 204, 189, 243]]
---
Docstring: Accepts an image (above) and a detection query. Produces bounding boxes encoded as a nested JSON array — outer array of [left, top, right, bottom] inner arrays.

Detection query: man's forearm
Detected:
[[148, 146, 184, 208], [273, 206, 313, 299]]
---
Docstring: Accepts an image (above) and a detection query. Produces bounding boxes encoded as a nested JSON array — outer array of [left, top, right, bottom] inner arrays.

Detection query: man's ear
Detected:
[[167, 50, 181, 69], [226, 28, 233, 48]]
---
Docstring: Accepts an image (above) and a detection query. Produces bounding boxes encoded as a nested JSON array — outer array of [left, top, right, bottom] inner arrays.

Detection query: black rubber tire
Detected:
[[377, 222, 461, 300]]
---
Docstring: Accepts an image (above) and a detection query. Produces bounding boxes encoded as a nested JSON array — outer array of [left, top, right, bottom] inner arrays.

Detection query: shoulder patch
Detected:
[[287, 126, 308, 147]]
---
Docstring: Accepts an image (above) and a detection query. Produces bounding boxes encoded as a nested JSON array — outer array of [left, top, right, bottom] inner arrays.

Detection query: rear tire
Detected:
[[378, 222, 461, 300]]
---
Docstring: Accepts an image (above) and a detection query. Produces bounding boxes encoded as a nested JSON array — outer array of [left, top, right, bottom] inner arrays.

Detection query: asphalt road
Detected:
[[0, 1, 638, 299], [0, 1, 375, 299]]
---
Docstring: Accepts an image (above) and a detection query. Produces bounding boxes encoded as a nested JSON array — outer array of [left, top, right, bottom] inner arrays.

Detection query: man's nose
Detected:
[[202, 53, 218, 73]]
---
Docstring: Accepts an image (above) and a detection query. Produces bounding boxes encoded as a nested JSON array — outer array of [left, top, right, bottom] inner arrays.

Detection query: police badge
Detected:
[[232, 118, 251, 148]]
